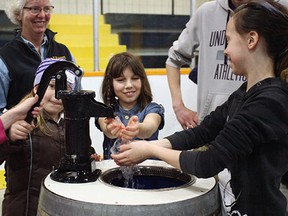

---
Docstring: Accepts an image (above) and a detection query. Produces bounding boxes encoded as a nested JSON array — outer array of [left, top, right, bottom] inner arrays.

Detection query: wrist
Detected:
[[172, 102, 184, 112], [146, 143, 154, 158]]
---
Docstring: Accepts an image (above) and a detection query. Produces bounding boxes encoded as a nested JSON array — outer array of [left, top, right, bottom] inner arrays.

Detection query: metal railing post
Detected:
[[93, 0, 100, 71], [191, 0, 195, 17]]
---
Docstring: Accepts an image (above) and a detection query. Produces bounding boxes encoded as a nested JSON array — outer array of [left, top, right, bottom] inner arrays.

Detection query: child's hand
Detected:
[[91, 153, 101, 161], [8, 120, 35, 142], [104, 117, 125, 138], [120, 116, 139, 141]]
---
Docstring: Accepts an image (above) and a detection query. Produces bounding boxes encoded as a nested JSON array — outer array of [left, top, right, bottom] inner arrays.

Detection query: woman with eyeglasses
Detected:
[[0, 0, 75, 114], [112, 1, 288, 215]]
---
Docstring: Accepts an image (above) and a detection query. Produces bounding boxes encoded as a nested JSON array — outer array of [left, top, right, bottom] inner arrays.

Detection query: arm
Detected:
[[0, 95, 40, 158], [137, 113, 162, 139], [121, 113, 162, 140], [166, 64, 198, 129], [0, 58, 10, 113], [112, 94, 233, 176], [112, 107, 248, 177], [166, 15, 201, 129], [0, 120, 8, 144], [112, 139, 181, 169], [0, 95, 40, 130]]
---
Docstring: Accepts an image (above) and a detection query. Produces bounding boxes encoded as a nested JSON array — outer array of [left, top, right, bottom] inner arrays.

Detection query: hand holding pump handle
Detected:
[[30, 60, 115, 183]]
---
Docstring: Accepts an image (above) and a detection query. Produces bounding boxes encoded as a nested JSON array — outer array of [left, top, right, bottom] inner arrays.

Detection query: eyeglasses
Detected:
[[23, 6, 54, 14]]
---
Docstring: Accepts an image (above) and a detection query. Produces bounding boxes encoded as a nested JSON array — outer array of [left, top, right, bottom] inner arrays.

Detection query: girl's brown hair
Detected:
[[101, 52, 152, 111], [233, 0, 288, 81]]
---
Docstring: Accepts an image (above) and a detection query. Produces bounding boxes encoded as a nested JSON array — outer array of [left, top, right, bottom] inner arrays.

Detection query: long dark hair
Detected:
[[233, 0, 288, 80], [101, 52, 152, 111]]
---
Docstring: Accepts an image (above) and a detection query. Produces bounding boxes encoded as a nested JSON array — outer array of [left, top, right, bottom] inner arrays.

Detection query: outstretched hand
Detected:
[[104, 117, 125, 138], [120, 115, 139, 141], [105, 115, 140, 141]]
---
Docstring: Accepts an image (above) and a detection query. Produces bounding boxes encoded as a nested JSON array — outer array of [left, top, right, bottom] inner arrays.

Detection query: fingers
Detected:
[[120, 125, 139, 140], [181, 123, 187, 130], [127, 115, 138, 126], [176, 108, 199, 129], [13, 95, 41, 121], [9, 120, 34, 141], [120, 116, 139, 140], [32, 94, 39, 104], [22, 95, 39, 112], [104, 117, 114, 124], [185, 122, 197, 129], [111, 124, 124, 137], [106, 116, 139, 140], [181, 121, 196, 130], [91, 153, 101, 161], [31, 107, 41, 118], [105, 118, 125, 137], [111, 152, 134, 166]]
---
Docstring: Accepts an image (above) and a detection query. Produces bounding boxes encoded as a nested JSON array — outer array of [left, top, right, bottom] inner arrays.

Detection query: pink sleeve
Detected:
[[0, 119, 8, 144]]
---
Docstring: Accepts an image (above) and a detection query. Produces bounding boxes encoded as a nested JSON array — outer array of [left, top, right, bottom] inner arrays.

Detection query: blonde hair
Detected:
[[20, 88, 61, 136]]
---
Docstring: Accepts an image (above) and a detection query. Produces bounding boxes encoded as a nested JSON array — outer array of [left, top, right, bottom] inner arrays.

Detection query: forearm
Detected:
[[0, 109, 18, 130], [137, 123, 153, 139], [148, 141, 181, 170], [0, 60, 9, 113], [166, 64, 184, 109], [137, 115, 161, 139], [113, 139, 178, 168], [0, 120, 8, 144], [165, 128, 206, 150]]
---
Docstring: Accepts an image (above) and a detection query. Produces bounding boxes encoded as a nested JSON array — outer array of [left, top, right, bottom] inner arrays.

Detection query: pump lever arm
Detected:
[[25, 61, 82, 123]]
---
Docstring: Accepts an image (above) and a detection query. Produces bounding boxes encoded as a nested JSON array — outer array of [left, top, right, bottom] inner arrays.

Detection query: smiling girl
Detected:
[[96, 52, 165, 159], [112, 1, 288, 215]]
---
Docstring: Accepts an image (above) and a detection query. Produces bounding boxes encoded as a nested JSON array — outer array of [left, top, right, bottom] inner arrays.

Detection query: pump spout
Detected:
[[60, 90, 114, 120]]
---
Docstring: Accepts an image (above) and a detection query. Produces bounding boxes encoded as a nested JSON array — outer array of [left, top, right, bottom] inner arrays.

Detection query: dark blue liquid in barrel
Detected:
[[110, 175, 186, 189]]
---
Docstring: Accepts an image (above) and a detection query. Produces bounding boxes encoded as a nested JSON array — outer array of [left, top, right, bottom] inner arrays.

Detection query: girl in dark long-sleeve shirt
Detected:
[[112, 1, 288, 215]]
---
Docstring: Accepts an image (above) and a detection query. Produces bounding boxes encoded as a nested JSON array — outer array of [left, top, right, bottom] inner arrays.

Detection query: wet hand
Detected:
[[120, 116, 139, 140], [111, 140, 150, 166], [91, 153, 101, 161], [104, 117, 125, 138]]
